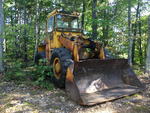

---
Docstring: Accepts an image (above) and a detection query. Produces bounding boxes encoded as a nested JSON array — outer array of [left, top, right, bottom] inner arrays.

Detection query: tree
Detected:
[[2, 0, 150, 72], [92, 0, 98, 39], [0, 0, 4, 72], [131, 0, 141, 65], [81, 0, 85, 30], [145, 15, 150, 73], [34, 0, 40, 63], [136, 0, 143, 65], [128, 0, 133, 66]]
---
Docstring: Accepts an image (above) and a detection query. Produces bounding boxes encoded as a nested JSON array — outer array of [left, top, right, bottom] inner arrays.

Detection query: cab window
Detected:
[[56, 14, 79, 29], [47, 16, 54, 32]]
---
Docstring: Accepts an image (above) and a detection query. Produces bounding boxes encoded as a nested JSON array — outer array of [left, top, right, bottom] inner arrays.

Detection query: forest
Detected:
[[0, 0, 150, 113], [0, 0, 150, 72]]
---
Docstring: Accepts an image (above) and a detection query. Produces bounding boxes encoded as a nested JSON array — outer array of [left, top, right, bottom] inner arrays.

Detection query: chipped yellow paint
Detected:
[[99, 47, 105, 59], [66, 68, 74, 82]]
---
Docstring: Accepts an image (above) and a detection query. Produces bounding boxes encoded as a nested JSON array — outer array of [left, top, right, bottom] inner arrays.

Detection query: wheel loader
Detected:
[[36, 9, 144, 105]]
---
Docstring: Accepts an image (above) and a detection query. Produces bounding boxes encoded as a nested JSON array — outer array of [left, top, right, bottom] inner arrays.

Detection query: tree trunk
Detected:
[[81, 0, 85, 30], [131, 23, 136, 64], [138, 21, 143, 64], [23, 5, 28, 63], [145, 16, 150, 73], [73, 0, 77, 11], [0, 0, 4, 72], [136, 0, 143, 65], [34, 0, 39, 63], [92, 0, 98, 39], [128, 0, 133, 66], [102, 6, 109, 45], [132, 39, 135, 64], [14, 0, 20, 58]]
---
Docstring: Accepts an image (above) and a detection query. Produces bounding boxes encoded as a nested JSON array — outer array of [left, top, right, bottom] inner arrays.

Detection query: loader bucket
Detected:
[[65, 59, 144, 105]]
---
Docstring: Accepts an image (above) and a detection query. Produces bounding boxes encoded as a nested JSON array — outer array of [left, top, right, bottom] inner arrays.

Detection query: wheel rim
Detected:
[[53, 58, 61, 79]]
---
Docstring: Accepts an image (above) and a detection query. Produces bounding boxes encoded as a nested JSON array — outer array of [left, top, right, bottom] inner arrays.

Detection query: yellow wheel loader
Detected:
[[36, 9, 144, 105]]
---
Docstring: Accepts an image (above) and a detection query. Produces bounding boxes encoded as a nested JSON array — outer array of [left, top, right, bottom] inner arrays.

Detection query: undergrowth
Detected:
[[4, 59, 54, 90]]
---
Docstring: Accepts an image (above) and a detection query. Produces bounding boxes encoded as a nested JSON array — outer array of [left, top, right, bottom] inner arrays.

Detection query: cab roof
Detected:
[[47, 9, 80, 18]]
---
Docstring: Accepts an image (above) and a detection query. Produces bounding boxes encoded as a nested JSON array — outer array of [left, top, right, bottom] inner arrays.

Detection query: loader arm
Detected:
[[58, 33, 105, 61]]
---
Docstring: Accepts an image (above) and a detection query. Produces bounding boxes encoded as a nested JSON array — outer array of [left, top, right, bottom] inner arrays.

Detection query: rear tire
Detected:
[[50, 48, 73, 88], [35, 52, 46, 65]]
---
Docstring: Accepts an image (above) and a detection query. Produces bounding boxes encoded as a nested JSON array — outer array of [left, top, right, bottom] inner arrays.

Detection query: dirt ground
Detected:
[[0, 74, 150, 113]]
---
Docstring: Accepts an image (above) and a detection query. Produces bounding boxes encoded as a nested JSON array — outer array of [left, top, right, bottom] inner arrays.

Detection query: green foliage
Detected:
[[4, 59, 54, 90], [31, 63, 54, 90], [133, 65, 144, 75], [4, 60, 26, 81], [3, 0, 150, 81]]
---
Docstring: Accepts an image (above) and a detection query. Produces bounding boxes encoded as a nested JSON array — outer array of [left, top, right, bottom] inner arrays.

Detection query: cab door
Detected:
[[46, 16, 54, 60]]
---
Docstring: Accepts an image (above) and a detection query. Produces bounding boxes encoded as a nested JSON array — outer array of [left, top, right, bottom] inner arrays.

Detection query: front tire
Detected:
[[50, 48, 73, 88]]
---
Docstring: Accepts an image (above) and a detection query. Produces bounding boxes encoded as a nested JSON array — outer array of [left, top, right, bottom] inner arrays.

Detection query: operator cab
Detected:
[[47, 10, 82, 33]]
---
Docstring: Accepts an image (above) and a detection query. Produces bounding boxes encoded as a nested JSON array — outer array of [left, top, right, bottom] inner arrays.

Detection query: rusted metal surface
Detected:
[[80, 85, 140, 105], [59, 35, 80, 62], [66, 59, 144, 105], [66, 63, 83, 104], [59, 36, 74, 51]]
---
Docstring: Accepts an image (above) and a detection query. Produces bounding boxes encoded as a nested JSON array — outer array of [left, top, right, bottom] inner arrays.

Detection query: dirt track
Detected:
[[0, 74, 150, 113]]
